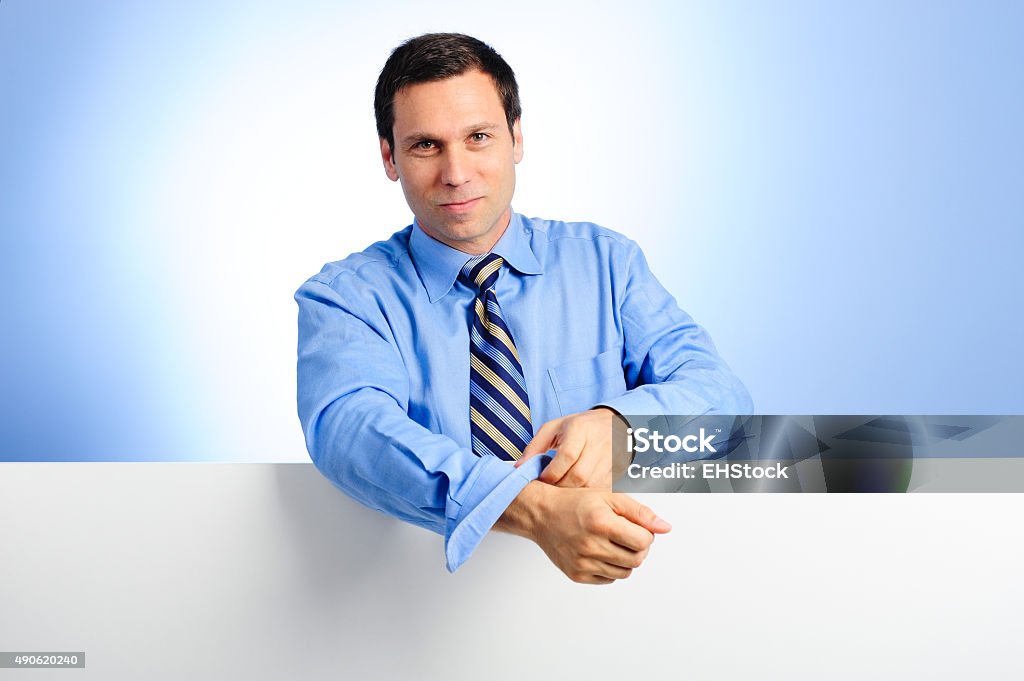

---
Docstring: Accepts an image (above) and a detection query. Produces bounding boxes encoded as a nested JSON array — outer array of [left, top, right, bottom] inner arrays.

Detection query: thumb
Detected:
[[514, 448, 545, 467], [608, 494, 672, 534]]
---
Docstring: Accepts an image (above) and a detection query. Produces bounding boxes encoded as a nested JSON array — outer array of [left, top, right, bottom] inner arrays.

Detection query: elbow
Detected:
[[302, 401, 374, 507], [299, 392, 357, 482], [730, 378, 755, 415], [300, 388, 397, 497]]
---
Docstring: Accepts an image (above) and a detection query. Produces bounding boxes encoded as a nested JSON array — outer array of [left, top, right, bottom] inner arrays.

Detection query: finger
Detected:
[[561, 442, 605, 488], [606, 515, 655, 552], [597, 540, 648, 570], [585, 576, 615, 585], [592, 560, 633, 580], [514, 448, 543, 466], [585, 532, 647, 569], [517, 418, 564, 466], [540, 428, 587, 484], [523, 417, 563, 455], [572, 558, 632, 582], [608, 494, 672, 534]]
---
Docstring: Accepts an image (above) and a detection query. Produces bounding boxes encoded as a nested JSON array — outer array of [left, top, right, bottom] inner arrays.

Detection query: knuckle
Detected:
[[583, 507, 604, 527], [566, 470, 588, 487], [558, 445, 580, 462]]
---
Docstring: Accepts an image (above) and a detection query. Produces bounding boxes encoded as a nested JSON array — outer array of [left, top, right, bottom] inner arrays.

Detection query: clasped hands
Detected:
[[497, 408, 671, 585]]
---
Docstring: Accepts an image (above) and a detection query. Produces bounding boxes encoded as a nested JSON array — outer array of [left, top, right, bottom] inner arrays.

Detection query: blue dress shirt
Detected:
[[295, 212, 752, 571]]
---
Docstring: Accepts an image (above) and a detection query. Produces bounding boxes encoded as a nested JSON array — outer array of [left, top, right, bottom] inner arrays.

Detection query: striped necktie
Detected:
[[460, 253, 533, 461]]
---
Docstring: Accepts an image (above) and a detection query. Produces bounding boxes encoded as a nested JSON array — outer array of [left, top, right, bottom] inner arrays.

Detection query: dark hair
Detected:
[[374, 33, 521, 151]]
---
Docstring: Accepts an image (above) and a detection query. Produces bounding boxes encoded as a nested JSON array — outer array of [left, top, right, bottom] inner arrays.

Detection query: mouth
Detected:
[[438, 197, 482, 213]]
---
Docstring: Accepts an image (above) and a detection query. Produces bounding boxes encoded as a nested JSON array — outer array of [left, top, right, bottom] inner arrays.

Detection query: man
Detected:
[[295, 33, 752, 584]]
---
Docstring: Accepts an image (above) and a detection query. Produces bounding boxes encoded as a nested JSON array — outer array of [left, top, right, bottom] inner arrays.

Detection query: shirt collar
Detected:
[[410, 211, 543, 303]]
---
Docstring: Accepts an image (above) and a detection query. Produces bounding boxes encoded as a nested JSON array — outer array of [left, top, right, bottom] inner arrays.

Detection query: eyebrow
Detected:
[[399, 122, 500, 147]]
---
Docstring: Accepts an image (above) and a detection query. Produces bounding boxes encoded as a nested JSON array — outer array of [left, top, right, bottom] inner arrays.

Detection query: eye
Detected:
[[415, 140, 436, 150], [470, 132, 489, 142]]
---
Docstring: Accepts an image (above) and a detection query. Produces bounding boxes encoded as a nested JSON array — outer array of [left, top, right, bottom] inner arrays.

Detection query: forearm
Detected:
[[600, 360, 754, 418], [305, 385, 548, 570], [305, 387, 463, 531], [610, 239, 754, 418]]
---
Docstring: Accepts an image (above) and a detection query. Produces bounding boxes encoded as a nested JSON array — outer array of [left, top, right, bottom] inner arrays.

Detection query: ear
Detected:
[[380, 138, 400, 181], [512, 118, 524, 164]]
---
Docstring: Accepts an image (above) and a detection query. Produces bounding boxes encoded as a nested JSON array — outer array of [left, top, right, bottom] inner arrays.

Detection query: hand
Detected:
[[515, 407, 627, 489], [496, 483, 672, 584]]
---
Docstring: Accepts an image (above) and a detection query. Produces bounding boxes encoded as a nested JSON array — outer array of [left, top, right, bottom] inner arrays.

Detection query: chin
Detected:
[[449, 229, 488, 244], [437, 219, 484, 238]]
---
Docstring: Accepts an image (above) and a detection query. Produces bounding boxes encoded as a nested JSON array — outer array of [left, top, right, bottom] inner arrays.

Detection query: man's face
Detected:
[[380, 69, 523, 255]]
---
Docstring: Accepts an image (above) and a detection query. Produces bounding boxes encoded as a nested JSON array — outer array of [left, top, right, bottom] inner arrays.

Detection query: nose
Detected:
[[440, 148, 471, 187]]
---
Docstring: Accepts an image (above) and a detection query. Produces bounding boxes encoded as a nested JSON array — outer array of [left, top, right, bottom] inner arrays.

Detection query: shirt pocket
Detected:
[[547, 347, 628, 416]]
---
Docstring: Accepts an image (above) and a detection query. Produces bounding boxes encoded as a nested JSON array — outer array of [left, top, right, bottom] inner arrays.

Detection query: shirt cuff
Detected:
[[443, 454, 549, 573]]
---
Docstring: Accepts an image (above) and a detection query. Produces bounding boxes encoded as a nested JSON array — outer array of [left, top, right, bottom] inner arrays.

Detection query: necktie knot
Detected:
[[460, 253, 504, 293]]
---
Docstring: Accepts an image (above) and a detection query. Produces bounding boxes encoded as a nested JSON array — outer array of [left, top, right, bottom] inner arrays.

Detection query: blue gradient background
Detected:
[[2, 1, 1021, 461]]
